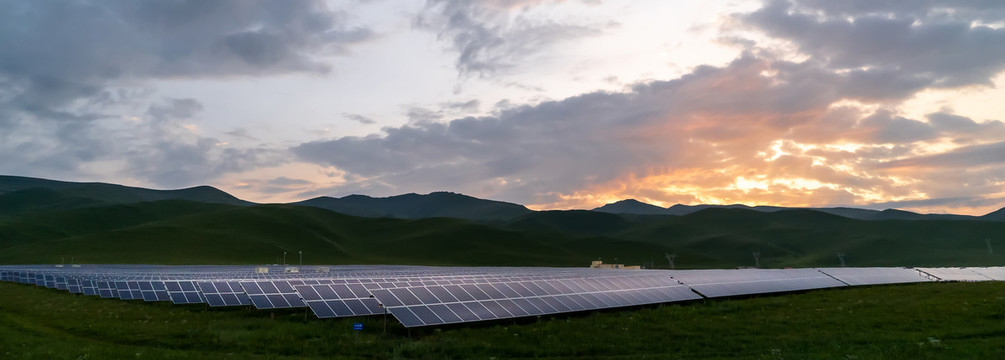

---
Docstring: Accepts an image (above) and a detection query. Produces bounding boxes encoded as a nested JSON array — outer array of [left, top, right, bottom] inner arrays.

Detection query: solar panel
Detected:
[[115, 281, 144, 300], [296, 283, 384, 319], [1, 264, 1001, 329], [198, 281, 252, 307], [66, 277, 83, 293], [669, 268, 846, 298], [81, 279, 99, 296], [372, 273, 701, 327], [139, 281, 171, 302], [815, 267, 931, 286], [96, 281, 118, 298], [917, 267, 994, 282], [968, 267, 1005, 280], [164, 280, 205, 304], [240, 280, 307, 309]]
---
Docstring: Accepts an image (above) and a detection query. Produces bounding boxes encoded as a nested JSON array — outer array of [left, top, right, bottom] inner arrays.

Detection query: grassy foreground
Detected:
[[1, 281, 1004, 359]]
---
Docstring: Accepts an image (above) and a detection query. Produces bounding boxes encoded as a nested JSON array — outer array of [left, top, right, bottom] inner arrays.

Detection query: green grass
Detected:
[[2, 281, 1003, 359]]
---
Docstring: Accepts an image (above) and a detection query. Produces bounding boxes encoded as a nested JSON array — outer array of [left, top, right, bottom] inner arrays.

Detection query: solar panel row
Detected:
[[0, 265, 999, 328], [198, 281, 252, 307]]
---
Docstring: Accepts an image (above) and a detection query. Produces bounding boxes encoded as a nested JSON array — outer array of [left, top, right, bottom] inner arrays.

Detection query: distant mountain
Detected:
[[294, 192, 532, 222], [0, 175, 252, 215], [666, 203, 788, 216], [593, 199, 670, 215], [981, 207, 1005, 221], [594, 197, 991, 222], [1, 176, 1004, 268]]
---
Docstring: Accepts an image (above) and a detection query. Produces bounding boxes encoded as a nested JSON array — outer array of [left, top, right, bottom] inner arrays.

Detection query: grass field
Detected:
[[2, 281, 1003, 359]]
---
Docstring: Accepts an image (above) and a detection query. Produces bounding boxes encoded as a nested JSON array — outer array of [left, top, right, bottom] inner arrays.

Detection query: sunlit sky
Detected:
[[3, 0, 1005, 215]]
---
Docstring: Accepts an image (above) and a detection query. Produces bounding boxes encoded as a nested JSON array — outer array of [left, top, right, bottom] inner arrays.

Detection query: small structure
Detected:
[[590, 260, 641, 269], [255, 267, 269, 274]]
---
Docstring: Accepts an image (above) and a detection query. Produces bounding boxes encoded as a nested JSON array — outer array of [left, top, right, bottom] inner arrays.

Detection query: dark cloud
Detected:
[[742, 0, 1005, 90], [293, 43, 1005, 209], [343, 113, 377, 125], [878, 141, 1005, 169], [441, 99, 481, 112], [119, 99, 288, 188], [0, 0, 365, 186], [415, 0, 606, 77], [268, 177, 313, 186]]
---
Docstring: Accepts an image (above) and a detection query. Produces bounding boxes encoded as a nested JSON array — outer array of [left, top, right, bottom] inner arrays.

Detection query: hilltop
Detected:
[[1, 175, 1004, 268]]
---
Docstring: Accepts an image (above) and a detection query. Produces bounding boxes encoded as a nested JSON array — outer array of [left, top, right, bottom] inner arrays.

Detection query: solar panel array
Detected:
[[916, 267, 995, 281], [199, 281, 252, 307], [0, 264, 1000, 328], [296, 282, 385, 318], [812, 267, 929, 286], [666, 268, 847, 298]]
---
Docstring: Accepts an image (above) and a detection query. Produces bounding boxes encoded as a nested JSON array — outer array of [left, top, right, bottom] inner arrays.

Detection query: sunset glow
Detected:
[[2, 0, 1004, 215]]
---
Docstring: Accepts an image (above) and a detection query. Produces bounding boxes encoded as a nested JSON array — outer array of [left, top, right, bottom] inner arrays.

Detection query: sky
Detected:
[[2, 0, 1005, 215]]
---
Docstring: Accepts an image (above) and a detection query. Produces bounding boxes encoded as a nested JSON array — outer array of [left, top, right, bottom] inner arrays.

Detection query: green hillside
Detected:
[[1, 175, 1002, 268], [0, 175, 251, 214], [1, 198, 1003, 268], [295, 192, 532, 222]]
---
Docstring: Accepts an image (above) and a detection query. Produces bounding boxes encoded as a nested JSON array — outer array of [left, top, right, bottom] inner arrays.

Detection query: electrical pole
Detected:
[[986, 239, 993, 255], [837, 253, 846, 267], [283, 251, 287, 266], [665, 252, 677, 270], [299, 250, 303, 266], [752, 251, 761, 268]]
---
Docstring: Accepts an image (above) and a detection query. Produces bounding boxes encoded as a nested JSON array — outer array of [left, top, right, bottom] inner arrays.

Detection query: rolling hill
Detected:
[[1, 175, 1004, 268], [294, 192, 532, 222], [0, 175, 251, 215]]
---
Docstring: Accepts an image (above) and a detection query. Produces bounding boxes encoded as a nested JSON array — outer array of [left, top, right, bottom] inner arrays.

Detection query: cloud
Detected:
[[344, 113, 377, 125], [741, 0, 1005, 90], [0, 0, 368, 186], [878, 141, 1005, 169], [415, 0, 607, 77], [441, 99, 481, 112], [292, 41, 1005, 212]]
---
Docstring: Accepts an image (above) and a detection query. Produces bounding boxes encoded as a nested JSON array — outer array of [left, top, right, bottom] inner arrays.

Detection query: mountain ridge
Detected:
[[1, 175, 1002, 222]]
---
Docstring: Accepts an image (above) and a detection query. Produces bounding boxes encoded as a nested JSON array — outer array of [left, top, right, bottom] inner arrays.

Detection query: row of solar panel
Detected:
[[2, 267, 1003, 328]]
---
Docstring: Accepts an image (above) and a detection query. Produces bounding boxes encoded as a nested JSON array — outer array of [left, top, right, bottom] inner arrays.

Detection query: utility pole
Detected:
[[986, 239, 994, 255], [665, 252, 677, 270], [283, 251, 287, 266], [299, 250, 303, 266], [752, 251, 761, 268], [837, 253, 846, 267]]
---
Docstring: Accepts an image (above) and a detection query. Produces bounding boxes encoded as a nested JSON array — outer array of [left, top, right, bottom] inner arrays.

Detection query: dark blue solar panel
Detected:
[[390, 288, 422, 306], [330, 284, 355, 298], [427, 304, 461, 324], [464, 302, 494, 320], [344, 299, 370, 315], [410, 306, 442, 325], [461, 284, 490, 300], [444, 285, 474, 302], [427, 286, 458, 303], [409, 287, 439, 304], [481, 300, 512, 318], [511, 298, 543, 315], [327, 300, 353, 317], [446, 303, 479, 321], [308, 301, 336, 318], [389, 308, 423, 327]]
